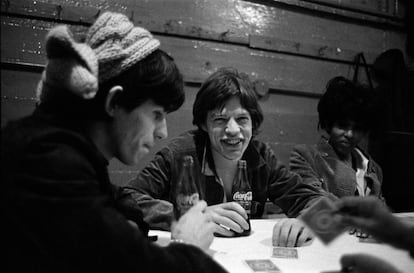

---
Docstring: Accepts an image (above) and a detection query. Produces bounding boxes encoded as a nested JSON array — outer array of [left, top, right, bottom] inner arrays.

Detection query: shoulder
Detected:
[[2, 116, 105, 183], [158, 129, 203, 159], [164, 130, 198, 151], [248, 139, 284, 170], [249, 139, 276, 159], [291, 143, 318, 158]]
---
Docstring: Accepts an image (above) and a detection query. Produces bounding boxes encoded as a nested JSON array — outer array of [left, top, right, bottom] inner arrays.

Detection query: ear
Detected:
[[201, 123, 208, 132], [105, 85, 123, 117]]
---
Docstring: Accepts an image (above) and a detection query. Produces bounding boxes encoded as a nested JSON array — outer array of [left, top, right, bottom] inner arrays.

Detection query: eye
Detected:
[[335, 120, 350, 129], [213, 116, 227, 124], [154, 110, 165, 121], [237, 116, 250, 123]]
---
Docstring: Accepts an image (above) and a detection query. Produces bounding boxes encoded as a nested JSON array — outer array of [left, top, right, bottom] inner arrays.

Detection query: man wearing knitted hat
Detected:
[[1, 12, 227, 273]]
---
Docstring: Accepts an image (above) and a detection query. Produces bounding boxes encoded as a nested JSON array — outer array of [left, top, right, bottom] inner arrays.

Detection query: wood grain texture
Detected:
[[1, 16, 374, 96], [1, 0, 405, 63], [1, 0, 407, 186]]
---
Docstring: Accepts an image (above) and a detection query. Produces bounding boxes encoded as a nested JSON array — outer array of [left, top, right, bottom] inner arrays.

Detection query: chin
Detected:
[[223, 152, 243, 161]]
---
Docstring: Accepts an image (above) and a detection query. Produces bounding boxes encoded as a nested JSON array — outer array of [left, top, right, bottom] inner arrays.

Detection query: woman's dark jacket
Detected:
[[290, 138, 384, 199]]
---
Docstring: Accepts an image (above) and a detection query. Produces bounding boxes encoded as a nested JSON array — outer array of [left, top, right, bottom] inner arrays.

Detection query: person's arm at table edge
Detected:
[[289, 144, 326, 190], [267, 150, 328, 218]]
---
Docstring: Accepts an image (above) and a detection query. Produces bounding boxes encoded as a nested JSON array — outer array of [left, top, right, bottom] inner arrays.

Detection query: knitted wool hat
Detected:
[[37, 11, 160, 101]]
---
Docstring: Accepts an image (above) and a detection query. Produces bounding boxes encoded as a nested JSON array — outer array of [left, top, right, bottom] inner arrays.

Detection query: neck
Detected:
[[211, 149, 239, 199], [211, 149, 239, 171]]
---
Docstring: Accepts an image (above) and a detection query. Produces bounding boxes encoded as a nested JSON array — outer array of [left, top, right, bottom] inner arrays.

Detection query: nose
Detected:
[[155, 118, 168, 140], [225, 118, 240, 135], [344, 128, 354, 138]]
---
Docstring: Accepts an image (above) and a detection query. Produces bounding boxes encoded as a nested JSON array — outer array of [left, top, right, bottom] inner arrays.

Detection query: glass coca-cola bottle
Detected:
[[231, 159, 252, 236], [174, 155, 200, 219]]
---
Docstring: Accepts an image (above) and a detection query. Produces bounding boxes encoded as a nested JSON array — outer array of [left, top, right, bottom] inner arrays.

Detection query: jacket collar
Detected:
[[316, 136, 374, 172]]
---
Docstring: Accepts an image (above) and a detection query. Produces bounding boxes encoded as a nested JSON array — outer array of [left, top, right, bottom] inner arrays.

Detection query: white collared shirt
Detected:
[[354, 148, 370, 196]]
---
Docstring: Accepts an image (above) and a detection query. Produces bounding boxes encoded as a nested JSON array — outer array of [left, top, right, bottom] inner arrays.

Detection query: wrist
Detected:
[[170, 238, 187, 244], [170, 228, 187, 244]]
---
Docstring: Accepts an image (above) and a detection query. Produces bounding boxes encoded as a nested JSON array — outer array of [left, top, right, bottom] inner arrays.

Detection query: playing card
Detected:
[[272, 247, 298, 259], [299, 197, 347, 244], [245, 259, 282, 273]]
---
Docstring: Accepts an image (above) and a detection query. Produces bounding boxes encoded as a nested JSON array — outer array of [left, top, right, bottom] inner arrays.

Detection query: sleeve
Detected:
[[265, 145, 328, 217], [289, 145, 326, 190], [118, 147, 176, 230], [3, 134, 227, 273]]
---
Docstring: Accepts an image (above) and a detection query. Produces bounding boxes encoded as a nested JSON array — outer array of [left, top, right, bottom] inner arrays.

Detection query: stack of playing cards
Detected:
[[245, 259, 281, 273], [299, 197, 347, 244]]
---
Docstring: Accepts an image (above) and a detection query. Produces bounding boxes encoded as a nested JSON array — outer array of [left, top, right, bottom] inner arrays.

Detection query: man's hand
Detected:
[[340, 254, 402, 273], [205, 202, 249, 237], [335, 196, 413, 251], [171, 201, 216, 251], [272, 218, 314, 247]]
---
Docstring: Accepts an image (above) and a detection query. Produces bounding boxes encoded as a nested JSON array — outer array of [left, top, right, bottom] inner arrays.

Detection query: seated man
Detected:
[[2, 12, 226, 273], [290, 76, 384, 199], [119, 67, 328, 247]]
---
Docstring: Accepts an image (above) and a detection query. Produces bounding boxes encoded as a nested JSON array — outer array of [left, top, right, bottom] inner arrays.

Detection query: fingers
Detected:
[[296, 227, 314, 247], [207, 202, 249, 233], [214, 224, 236, 237], [217, 202, 248, 219], [336, 196, 384, 217], [285, 221, 301, 247], [273, 219, 312, 247], [273, 219, 293, 247], [272, 219, 284, 246]]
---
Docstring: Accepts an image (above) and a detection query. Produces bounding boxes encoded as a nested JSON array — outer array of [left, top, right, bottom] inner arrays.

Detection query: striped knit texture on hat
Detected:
[[36, 25, 99, 101], [85, 11, 160, 83]]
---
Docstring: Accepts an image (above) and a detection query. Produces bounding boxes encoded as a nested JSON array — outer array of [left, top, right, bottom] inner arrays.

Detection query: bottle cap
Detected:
[[183, 155, 194, 165], [238, 160, 247, 168]]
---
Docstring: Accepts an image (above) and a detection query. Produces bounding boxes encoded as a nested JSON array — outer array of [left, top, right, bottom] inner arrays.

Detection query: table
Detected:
[[150, 216, 414, 273]]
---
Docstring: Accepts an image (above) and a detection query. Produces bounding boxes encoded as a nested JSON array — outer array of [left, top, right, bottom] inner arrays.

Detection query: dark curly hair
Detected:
[[317, 76, 379, 133]]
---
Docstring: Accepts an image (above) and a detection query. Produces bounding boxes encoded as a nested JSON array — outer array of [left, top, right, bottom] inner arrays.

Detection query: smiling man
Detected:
[[119, 67, 327, 247]]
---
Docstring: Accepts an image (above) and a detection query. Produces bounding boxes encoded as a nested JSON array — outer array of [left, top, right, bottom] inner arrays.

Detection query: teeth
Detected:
[[223, 139, 241, 145]]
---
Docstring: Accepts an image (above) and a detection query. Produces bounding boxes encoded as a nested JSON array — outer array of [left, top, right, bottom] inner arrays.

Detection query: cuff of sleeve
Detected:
[[170, 238, 187, 244]]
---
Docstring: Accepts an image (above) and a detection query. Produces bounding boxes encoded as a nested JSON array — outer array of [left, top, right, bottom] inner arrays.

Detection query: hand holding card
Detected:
[[299, 197, 347, 244]]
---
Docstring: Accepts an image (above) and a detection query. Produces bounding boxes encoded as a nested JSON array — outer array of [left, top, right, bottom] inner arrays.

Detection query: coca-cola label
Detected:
[[233, 191, 252, 201]]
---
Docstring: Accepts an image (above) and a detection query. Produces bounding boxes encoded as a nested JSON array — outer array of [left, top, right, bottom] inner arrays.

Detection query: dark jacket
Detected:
[[1, 108, 227, 273], [120, 130, 325, 229], [290, 138, 384, 199]]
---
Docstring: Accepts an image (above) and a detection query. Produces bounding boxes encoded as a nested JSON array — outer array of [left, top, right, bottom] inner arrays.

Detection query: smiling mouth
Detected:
[[222, 139, 243, 146], [339, 141, 351, 147]]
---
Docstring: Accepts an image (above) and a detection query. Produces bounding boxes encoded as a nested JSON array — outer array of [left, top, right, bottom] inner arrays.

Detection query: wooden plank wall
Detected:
[[1, 0, 407, 187]]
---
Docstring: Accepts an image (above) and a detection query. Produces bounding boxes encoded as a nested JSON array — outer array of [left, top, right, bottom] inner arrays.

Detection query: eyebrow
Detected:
[[210, 111, 250, 118]]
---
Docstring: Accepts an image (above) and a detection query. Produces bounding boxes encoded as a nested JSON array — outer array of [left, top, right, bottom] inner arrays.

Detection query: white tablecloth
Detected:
[[150, 217, 414, 273]]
